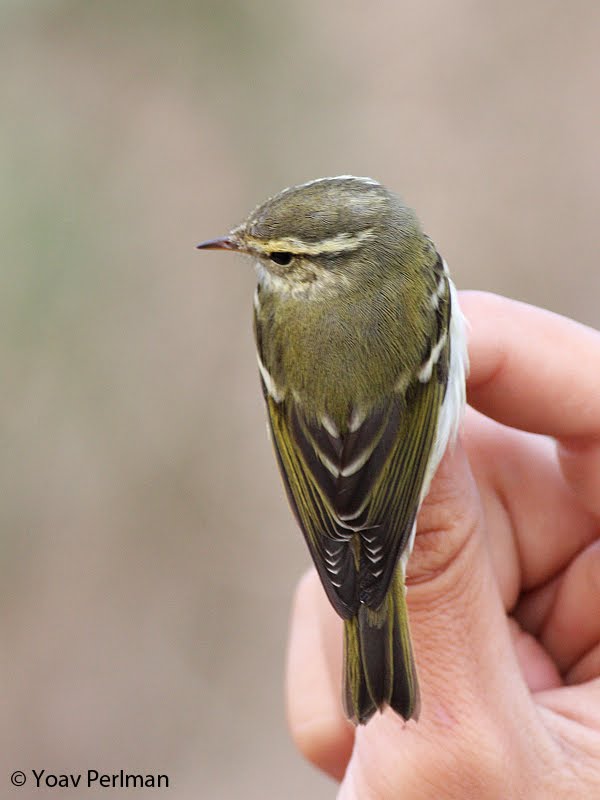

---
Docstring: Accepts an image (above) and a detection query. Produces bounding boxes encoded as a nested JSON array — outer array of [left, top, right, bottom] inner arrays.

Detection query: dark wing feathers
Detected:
[[357, 379, 443, 606], [267, 395, 358, 616], [297, 402, 396, 524], [332, 404, 399, 526], [265, 374, 443, 617]]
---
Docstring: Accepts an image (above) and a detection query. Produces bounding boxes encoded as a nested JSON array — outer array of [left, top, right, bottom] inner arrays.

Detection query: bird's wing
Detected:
[[347, 377, 445, 608], [265, 371, 445, 616], [266, 393, 359, 618]]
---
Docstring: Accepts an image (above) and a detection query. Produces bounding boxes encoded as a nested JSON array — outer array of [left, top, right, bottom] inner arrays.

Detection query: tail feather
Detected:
[[343, 564, 420, 725], [343, 615, 377, 724]]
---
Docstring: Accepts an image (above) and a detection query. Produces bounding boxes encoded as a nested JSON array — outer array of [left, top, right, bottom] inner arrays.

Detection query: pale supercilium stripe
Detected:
[[246, 228, 375, 257]]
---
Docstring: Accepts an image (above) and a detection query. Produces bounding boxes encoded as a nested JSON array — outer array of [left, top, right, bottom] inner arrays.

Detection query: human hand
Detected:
[[286, 292, 600, 798]]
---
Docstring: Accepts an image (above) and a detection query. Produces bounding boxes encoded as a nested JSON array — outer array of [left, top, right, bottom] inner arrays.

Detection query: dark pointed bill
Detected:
[[195, 236, 239, 251]]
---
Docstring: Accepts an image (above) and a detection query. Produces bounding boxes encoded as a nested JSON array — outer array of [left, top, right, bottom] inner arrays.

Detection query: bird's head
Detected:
[[197, 176, 428, 295]]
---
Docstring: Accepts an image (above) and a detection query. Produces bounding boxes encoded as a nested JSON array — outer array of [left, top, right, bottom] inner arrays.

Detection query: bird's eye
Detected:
[[269, 252, 292, 266]]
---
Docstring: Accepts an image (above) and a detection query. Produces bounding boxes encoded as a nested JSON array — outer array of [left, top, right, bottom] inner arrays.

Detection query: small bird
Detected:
[[197, 176, 468, 724]]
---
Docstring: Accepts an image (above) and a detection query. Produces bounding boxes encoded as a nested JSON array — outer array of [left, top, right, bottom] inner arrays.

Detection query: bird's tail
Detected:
[[343, 563, 420, 725]]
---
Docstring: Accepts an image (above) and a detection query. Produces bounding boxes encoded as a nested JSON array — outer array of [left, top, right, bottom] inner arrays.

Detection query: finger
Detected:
[[463, 409, 598, 595], [540, 541, 600, 674], [558, 438, 600, 519], [507, 618, 562, 692], [461, 291, 600, 440], [405, 442, 531, 725], [286, 569, 354, 779], [567, 642, 600, 685], [514, 574, 561, 636], [467, 411, 600, 678]]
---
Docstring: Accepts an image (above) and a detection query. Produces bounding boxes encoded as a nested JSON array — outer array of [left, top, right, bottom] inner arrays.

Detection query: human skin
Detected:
[[286, 292, 600, 799]]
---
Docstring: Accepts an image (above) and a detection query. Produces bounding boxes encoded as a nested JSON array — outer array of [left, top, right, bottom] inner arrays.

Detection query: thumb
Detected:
[[404, 438, 521, 718]]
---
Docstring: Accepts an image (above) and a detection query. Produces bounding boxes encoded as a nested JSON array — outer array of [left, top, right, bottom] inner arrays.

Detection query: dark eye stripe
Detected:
[[269, 252, 292, 266]]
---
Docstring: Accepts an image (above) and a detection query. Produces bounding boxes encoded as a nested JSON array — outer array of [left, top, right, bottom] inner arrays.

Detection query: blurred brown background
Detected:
[[1, 1, 599, 798]]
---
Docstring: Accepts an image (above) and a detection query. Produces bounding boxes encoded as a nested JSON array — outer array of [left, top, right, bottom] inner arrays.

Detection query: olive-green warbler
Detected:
[[197, 176, 468, 724]]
